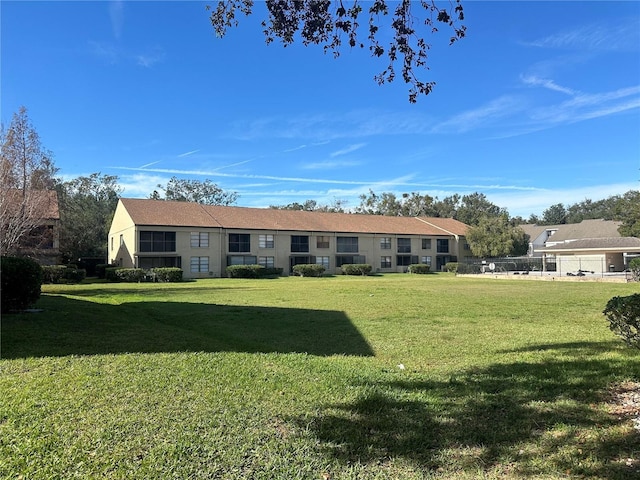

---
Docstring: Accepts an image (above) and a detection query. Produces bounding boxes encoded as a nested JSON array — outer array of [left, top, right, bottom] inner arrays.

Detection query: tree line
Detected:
[[2, 107, 638, 263]]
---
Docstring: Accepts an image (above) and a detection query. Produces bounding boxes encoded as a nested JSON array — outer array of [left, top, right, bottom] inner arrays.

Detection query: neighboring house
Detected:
[[520, 219, 640, 273], [1, 189, 61, 265], [108, 198, 471, 278]]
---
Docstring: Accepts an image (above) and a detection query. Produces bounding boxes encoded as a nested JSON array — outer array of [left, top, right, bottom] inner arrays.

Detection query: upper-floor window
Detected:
[[140, 231, 176, 252], [422, 238, 432, 250], [337, 236, 358, 253], [380, 237, 391, 250], [437, 238, 449, 253], [317, 236, 330, 249], [259, 234, 274, 248], [229, 233, 250, 252], [191, 232, 209, 248], [291, 235, 309, 253], [397, 238, 411, 254]]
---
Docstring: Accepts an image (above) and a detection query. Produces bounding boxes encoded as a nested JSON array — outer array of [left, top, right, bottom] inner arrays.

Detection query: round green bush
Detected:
[[1, 256, 43, 313], [292, 264, 325, 277], [604, 294, 640, 348], [341, 264, 372, 276]]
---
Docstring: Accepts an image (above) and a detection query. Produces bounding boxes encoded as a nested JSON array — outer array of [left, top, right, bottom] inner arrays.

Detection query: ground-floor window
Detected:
[[421, 256, 432, 266], [397, 255, 419, 266], [227, 255, 257, 265], [316, 256, 330, 269], [381, 256, 392, 268], [138, 256, 181, 269], [336, 255, 366, 267], [258, 256, 275, 268], [190, 256, 209, 273]]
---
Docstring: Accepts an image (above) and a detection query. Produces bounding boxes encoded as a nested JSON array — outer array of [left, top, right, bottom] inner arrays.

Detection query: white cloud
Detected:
[[526, 21, 640, 52], [330, 143, 366, 157], [521, 75, 577, 96], [431, 96, 527, 134]]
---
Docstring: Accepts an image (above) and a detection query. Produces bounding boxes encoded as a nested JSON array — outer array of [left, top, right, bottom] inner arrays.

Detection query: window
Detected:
[[111, 236, 114, 251], [337, 236, 358, 253], [397, 255, 419, 266], [421, 256, 432, 266], [437, 239, 449, 253], [464, 243, 471, 251], [380, 237, 391, 250], [229, 233, 250, 252], [140, 231, 176, 252], [259, 234, 274, 248], [317, 236, 330, 249], [291, 235, 309, 252], [335, 255, 366, 267], [120, 234, 124, 246], [227, 255, 257, 265], [190, 256, 209, 273], [316, 256, 330, 269], [381, 256, 392, 268], [422, 238, 431, 250], [397, 238, 411, 253], [139, 256, 181, 269], [191, 232, 209, 248], [258, 256, 275, 268]]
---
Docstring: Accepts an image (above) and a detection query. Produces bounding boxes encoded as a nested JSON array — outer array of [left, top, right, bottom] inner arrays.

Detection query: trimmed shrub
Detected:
[[1, 256, 43, 313], [226, 265, 264, 278], [64, 266, 86, 283], [151, 267, 183, 282], [604, 294, 640, 349], [42, 265, 67, 284], [42, 265, 86, 284], [106, 267, 146, 283], [444, 262, 459, 273], [407, 264, 430, 274], [96, 263, 117, 279], [261, 267, 283, 278], [341, 264, 372, 276], [292, 264, 325, 277]]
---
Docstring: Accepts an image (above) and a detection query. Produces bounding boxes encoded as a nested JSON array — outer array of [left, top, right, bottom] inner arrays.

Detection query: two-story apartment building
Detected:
[[108, 198, 470, 278]]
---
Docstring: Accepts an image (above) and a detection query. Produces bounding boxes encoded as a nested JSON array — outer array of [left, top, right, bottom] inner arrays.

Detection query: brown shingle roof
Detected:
[[3, 189, 59, 220], [119, 198, 469, 236]]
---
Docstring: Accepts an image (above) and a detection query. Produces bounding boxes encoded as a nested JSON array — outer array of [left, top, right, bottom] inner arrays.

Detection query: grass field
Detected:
[[2, 274, 640, 479]]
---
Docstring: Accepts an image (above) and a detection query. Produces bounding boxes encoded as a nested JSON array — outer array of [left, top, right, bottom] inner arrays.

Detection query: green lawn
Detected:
[[2, 274, 639, 479]]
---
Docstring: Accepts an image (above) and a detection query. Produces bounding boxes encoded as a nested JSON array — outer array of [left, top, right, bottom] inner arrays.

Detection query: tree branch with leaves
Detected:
[[208, 0, 466, 102]]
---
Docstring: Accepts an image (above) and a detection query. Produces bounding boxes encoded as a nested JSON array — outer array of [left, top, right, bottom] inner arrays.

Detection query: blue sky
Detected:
[[2, 1, 639, 218]]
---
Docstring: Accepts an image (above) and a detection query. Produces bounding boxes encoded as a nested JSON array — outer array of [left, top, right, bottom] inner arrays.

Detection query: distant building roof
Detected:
[[521, 219, 622, 242], [3, 189, 59, 220], [540, 237, 640, 252], [118, 198, 469, 236]]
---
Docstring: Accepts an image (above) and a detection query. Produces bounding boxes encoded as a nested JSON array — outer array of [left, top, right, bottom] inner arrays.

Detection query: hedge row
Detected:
[[42, 265, 87, 284], [1, 256, 43, 313], [105, 267, 184, 283], [226, 265, 283, 278]]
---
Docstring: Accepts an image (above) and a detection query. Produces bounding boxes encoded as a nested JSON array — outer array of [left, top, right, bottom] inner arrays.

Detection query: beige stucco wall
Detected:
[[109, 201, 468, 278]]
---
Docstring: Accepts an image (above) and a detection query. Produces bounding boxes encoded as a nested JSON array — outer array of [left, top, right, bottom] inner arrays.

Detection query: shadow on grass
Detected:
[[294, 344, 640, 479], [2, 294, 374, 359]]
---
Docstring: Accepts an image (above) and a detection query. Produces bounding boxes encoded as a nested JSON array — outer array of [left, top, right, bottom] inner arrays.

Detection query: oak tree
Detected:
[[151, 176, 238, 206], [208, 0, 466, 102]]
